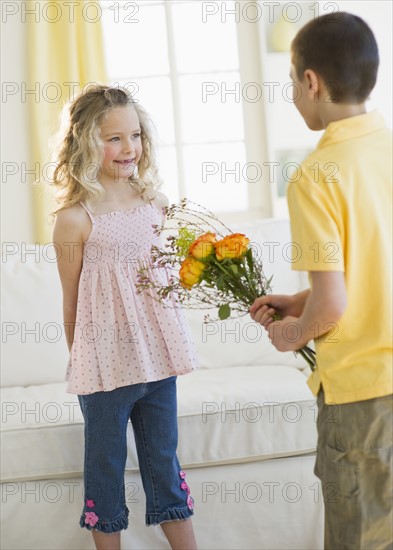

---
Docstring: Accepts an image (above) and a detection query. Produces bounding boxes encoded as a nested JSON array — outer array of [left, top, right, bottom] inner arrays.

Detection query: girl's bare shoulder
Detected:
[[153, 191, 169, 209], [53, 203, 91, 244]]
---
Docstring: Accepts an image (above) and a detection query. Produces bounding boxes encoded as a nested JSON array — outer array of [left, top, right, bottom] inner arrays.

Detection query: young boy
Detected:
[[250, 12, 392, 550]]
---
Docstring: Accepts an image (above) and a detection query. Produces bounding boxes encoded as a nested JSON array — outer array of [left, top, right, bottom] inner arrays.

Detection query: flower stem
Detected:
[[210, 259, 256, 304], [296, 347, 316, 371]]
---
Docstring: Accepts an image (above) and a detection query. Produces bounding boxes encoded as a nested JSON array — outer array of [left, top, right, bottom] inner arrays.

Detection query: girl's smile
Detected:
[[113, 158, 137, 172]]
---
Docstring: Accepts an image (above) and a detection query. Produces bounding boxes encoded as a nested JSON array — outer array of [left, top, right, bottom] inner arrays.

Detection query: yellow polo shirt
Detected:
[[287, 111, 393, 404]]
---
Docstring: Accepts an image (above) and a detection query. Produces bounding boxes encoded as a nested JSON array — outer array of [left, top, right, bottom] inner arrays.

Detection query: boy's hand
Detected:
[[250, 291, 312, 351], [266, 317, 302, 352], [250, 293, 302, 327], [250, 297, 303, 351], [249, 296, 279, 327], [251, 273, 346, 352]]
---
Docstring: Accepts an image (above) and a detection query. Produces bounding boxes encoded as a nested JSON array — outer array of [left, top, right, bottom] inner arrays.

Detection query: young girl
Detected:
[[52, 85, 198, 550]]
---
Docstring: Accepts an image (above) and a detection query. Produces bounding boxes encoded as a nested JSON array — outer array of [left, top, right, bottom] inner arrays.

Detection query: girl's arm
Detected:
[[53, 206, 85, 352]]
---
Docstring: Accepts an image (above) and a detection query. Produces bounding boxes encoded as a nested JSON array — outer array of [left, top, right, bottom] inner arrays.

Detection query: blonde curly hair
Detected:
[[51, 85, 162, 215]]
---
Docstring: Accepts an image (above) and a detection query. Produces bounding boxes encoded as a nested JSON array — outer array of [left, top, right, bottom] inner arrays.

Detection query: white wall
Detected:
[[1, 13, 34, 243]]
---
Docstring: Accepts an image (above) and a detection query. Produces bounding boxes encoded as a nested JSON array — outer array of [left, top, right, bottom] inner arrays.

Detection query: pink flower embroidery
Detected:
[[187, 495, 194, 511], [85, 512, 99, 527], [179, 470, 186, 480], [180, 481, 188, 491], [86, 499, 95, 509]]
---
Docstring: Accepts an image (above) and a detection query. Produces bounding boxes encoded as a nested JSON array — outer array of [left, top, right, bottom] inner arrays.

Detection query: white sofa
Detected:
[[1, 218, 324, 550]]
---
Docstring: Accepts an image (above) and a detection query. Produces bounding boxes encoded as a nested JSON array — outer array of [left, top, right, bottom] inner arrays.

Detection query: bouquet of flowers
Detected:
[[137, 199, 316, 370]]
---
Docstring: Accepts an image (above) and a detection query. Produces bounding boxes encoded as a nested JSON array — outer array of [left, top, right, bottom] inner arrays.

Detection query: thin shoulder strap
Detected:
[[80, 202, 95, 224]]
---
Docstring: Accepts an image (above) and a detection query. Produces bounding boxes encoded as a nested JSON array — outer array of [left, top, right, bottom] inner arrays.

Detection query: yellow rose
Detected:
[[189, 232, 216, 260], [214, 233, 250, 261], [179, 257, 206, 289]]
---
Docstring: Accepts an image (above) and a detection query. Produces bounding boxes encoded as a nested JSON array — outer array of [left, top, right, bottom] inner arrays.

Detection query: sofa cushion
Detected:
[[1, 366, 317, 482], [184, 309, 308, 370], [1, 245, 69, 387]]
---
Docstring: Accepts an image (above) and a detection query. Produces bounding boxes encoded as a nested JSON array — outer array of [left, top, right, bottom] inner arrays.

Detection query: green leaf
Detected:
[[230, 264, 239, 275], [218, 303, 231, 320]]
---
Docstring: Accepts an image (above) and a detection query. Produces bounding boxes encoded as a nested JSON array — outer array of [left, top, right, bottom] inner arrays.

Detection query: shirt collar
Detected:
[[317, 110, 386, 150]]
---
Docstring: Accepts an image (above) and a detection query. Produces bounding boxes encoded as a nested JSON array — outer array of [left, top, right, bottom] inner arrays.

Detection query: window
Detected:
[[101, 0, 270, 221]]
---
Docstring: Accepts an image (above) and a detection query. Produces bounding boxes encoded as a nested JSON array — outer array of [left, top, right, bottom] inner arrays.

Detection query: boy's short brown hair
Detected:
[[291, 12, 379, 103]]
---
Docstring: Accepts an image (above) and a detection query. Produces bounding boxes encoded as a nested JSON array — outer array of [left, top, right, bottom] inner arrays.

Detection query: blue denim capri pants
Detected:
[[77, 376, 194, 534]]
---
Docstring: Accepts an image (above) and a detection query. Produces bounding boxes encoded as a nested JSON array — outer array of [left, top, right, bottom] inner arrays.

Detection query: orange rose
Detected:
[[179, 257, 206, 289], [189, 232, 216, 260], [214, 233, 250, 261]]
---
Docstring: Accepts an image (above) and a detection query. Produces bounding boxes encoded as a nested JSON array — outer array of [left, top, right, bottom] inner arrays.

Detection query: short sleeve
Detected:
[[286, 174, 344, 272]]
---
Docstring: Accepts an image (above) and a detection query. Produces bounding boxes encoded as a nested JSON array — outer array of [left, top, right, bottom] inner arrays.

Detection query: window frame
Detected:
[[100, 0, 273, 222]]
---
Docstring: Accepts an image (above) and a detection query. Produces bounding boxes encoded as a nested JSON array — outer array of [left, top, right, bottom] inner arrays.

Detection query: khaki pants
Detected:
[[315, 391, 393, 550]]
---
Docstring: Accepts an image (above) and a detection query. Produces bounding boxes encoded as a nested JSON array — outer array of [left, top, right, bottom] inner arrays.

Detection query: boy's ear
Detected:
[[304, 69, 320, 100]]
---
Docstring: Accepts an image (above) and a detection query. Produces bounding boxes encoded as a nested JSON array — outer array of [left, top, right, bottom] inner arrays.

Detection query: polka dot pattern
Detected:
[[65, 202, 198, 395]]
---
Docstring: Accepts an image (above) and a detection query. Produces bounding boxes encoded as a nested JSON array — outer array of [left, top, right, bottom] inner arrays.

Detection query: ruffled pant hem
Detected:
[[80, 507, 129, 533], [146, 505, 194, 526]]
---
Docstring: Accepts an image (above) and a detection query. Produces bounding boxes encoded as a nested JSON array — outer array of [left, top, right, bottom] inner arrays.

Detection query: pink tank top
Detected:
[[65, 201, 197, 395]]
